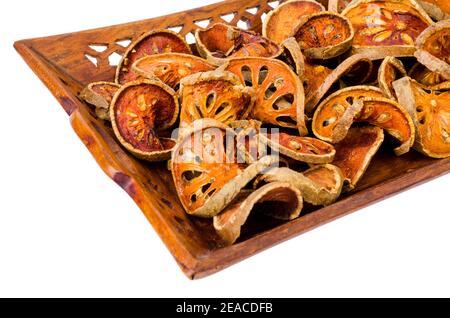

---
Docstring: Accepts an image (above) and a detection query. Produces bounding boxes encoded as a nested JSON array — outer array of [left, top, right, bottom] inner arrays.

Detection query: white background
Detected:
[[1, 0, 450, 298]]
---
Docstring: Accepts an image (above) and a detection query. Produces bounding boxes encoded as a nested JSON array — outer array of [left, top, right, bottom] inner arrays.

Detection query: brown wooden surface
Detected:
[[14, 0, 450, 279]]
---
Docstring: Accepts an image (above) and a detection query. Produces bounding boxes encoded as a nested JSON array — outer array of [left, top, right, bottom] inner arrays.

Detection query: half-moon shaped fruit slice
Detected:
[[220, 57, 308, 135], [279, 37, 306, 76], [115, 30, 192, 84], [80, 81, 121, 121], [305, 54, 373, 112], [259, 132, 336, 164], [213, 182, 303, 245], [110, 79, 179, 161], [255, 164, 344, 206], [378, 56, 407, 100], [415, 20, 450, 81], [394, 77, 450, 158], [342, 0, 433, 59], [333, 126, 384, 190], [409, 63, 447, 87], [262, 0, 325, 44], [132, 53, 215, 90], [195, 23, 281, 66], [171, 119, 279, 217], [293, 12, 354, 60], [179, 71, 255, 127], [418, 0, 450, 20]]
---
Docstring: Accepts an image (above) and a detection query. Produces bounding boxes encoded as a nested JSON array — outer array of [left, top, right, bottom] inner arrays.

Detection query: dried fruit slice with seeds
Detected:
[[259, 132, 336, 164], [179, 71, 255, 126], [408, 62, 447, 87], [418, 0, 450, 20], [132, 53, 215, 90], [293, 12, 354, 60], [110, 79, 179, 161], [213, 182, 303, 245], [220, 57, 308, 135], [195, 23, 281, 66], [80, 81, 121, 121], [394, 77, 450, 158], [415, 20, 450, 81], [171, 119, 279, 217], [262, 0, 325, 44], [378, 56, 407, 100], [115, 30, 192, 84], [333, 126, 384, 191], [342, 0, 433, 59]]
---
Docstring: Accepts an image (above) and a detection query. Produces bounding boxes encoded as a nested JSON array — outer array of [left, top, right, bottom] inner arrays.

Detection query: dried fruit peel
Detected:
[[80, 81, 121, 121], [378, 56, 407, 100], [418, 0, 450, 20]]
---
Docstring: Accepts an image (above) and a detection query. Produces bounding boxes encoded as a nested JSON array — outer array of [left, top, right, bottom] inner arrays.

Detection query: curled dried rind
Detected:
[[394, 77, 450, 158], [279, 37, 306, 76], [329, 0, 353, 13], [220, 57, 308, 135], [110, 79, 179, 161], [293, 12, 354, 60], [179, 70, 255, 126], [213, 182, 303, 245], [80, 81, 121, 121], [132, 53, 215, 90], [378, 56, 407, 99], [333, 126, 385, 190], [415, 20, 450, 81], [115, 30, 192, 84], [408, 62, 447, 87], [259, 132, 336, 164], [195, 23, 281, 66], [256, 165, 344, 206], [418, 0, 450, 20], [262, 0, 325, 44], [342, 0, 433, 58]]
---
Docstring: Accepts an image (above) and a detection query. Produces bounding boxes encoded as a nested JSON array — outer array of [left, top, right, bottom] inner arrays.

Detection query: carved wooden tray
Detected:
[[15, 0, 450, 279]]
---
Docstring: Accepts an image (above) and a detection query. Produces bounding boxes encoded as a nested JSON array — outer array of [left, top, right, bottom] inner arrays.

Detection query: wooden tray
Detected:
[[15, 0, 450, 279]]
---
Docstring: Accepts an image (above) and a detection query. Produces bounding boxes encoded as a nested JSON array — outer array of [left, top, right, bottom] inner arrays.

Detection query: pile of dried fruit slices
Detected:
[[80, 0, 450, 245]]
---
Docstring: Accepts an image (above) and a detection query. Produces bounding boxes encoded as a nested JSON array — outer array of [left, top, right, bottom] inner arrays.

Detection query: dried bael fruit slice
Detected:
[[408, 62, 447, 87], [329, 0, 353, 13], [293, 12, 354, 60], [333, 126, 384, 190], [220, 57, 308, 135], [259, 132, 336, 164], [179, 71, 255, 127], [418, 0, 450, 20], [279, 37, 306, 76], [110, 79, 179, 161], [305, 54, 373, 112], [256, 164, 344, 206], [132, 53, 215, 90], [415, 20, 450, 81], [378, 56, 407, 99], [342, 0, 433, 59], [262, 0, 325, 44], [80, 82, 121, 121], [213, 182, 303, 245], [195, 23, 281, 66], [171, 119, 279, 217], [394, 77, 450, 158], [115, 30, 192, 84]]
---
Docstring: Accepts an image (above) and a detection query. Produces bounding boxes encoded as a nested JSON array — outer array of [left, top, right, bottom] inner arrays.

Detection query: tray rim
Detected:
[[14, 0, 450, 279]]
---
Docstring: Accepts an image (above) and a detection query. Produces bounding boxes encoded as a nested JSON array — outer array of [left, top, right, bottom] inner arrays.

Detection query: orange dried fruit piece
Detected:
[[171, 119, 279, 217], [415, 20, 450, 81], [255, 164, 344, 206], [418, 0, 450, 20], [132, 53, 215, 90], [329, 0, 354, 13], [110, 79, 179, 161], [378, 56, 407, 100], [213, 182, 303, 245], [80, 82, 121, 121], [409, 63, 447, 87], [195, 23, 281, 66], [342, 0, 433, 59], [220, 57, 308, 135], [333, 126, 384, 190], [259, 132, 336, 164], [394, 77, 450, 158], [262, 0, 325, 44], [312, 86, 415, 155], [279, 37, 306, 76], [115, 30, 192, 84], [304, 54, 373, 112], [179, 71, 255, 127], [293, 12, 354, 60]]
